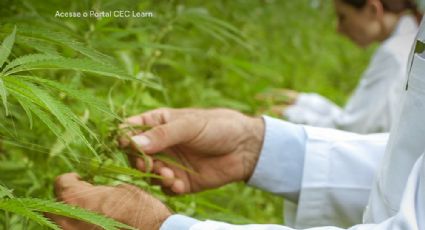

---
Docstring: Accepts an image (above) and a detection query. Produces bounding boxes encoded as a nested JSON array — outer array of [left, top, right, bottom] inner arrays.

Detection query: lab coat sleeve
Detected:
[[292, 126, 388, 228], [246, 116, 388, 227], [160, 154, 425, 230], [242, 115, 389, 227], [247, 116, 307, 202], [284, 50, 403, 134]]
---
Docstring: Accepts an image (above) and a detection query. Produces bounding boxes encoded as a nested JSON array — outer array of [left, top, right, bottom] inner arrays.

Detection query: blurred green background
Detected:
[[0, 0, 373, 228]]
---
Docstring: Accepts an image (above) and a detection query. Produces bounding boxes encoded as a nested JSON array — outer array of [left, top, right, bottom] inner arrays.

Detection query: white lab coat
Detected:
[[284, 15, 418, 134], [185, 17, 425, 230]]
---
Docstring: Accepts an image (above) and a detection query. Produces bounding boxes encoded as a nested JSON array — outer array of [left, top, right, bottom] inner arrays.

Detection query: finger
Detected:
[[123, 108, 172, 127], [129, 117, 201, 154], [255, 91, 277, 101], [158, 167, 175, 187], [144, 110, 170, 126], [149, 160, 174, 187], [152, 161, 186, 195], [124, 143, 152, 171], [145, 161, 176, 193], [121, 115, 143, 128], [55, 173, 81, 192], [118, 129, 142, 148], [134, 156, 154, 173], [281, 89, 298, 104], [270, 105, 286, 116], [119, 109, 172, 148], [171, 179, 186, 195], [151, 159, 165, 176], [54, 173, 92, 197]]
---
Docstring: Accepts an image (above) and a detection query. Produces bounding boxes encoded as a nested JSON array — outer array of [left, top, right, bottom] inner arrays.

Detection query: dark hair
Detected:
[[342, 0, 422, 22]]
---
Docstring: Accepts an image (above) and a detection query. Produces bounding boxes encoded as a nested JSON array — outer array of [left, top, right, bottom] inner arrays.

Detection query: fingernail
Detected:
[[131, 135, 150, 149]]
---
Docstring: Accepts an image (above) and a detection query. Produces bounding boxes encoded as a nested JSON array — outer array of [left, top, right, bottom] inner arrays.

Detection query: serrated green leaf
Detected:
[[23, 80, 98, 156], [16, 26, 115, 65], [2, 56, 162, 89], [16, 96, 33, 129], [3, 77, 97, 157], [13, 75, 118, 119], [11, 198, 136, 230], [0, 185, 14, 199], [16, 36, 60, 56], [49, 110, 89, 159], [16, 97, 63, 139], [5, 57, 133, 81], [0, 77, 8, 115], [0, 26, 16, 68], [3, 76, 45, 107], [0, 199, 60, 230], [2, 53, 61, 74]]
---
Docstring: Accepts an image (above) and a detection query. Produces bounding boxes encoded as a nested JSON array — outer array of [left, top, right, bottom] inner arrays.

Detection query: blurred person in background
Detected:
[[260, 0, 420, 133]]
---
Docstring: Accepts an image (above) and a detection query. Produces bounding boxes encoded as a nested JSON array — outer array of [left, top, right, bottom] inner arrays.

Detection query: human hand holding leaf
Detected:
[[119, 108, 265, 195]]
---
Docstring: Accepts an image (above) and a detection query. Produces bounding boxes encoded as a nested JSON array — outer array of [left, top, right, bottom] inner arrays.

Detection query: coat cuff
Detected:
[[247, 116, 307, 202], [160, 214, 200, 230]]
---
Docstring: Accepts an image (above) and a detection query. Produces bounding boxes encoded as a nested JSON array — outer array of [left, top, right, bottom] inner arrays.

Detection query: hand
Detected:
[[51, 173, 171, 230], [255, 89, 298, 117], [256, 104, 291, 117], [255, 88, 299, 104], [119, 108, 265, 195]]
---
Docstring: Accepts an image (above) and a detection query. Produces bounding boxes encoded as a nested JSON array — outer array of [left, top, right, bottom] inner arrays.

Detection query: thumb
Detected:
[[54, 173, 92, 199], [130, 117, 201, 154]]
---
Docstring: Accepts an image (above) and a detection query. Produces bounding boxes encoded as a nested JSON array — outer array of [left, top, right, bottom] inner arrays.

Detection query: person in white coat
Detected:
[[263, 0, 419, 133]]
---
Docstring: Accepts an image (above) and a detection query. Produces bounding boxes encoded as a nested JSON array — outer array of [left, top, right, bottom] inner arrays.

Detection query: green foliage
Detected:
[[0, 26, 15, 69], [0, 0, 373, 228], [0, 199, 59, 230], [0, 26, 16, 115], [0, 185, 13, 199], [0, 19, 146, 229], [0, 198, 135, 230]]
